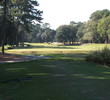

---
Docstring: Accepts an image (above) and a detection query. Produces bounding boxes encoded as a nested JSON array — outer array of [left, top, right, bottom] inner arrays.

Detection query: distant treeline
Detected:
[[28, 9, 110, 44], [0, 1, 110, 51]]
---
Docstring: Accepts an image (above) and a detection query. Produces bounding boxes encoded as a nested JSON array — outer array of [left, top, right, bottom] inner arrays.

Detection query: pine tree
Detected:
[[0, 0, 43, 53]]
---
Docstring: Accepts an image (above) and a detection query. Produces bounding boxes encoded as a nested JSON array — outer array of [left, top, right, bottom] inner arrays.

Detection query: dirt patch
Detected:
[[0, 53, 51, 63], [0, 53, 25, 63]]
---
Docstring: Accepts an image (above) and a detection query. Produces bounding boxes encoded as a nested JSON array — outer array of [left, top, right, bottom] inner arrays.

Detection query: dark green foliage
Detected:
[[86, 47, 110, 67], [90, 9, 110, 21], [26, 23, 56, 43], [77, 9, 110, 43], [55, 22, 81, 44], [4, 44, 13, 50], [0, 0, 43, 53]]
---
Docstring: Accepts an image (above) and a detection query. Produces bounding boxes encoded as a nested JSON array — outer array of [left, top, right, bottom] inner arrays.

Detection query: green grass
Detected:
[[0, 53, 110, 100], [4, 43, 110, 55], [0, 43, 110, 100]]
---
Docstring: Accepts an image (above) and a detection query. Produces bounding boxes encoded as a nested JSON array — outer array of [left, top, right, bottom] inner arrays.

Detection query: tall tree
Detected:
[[0, 0, 7, 54], [0, 0, 43, 53], [77, 9, 110, 43], [56, 24, 78, 44], [97, 16, 110, 43], [90, 9, 110, 21]]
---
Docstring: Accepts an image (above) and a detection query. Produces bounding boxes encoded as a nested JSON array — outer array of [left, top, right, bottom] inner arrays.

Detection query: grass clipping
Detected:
[[86, 47, 110, 67]]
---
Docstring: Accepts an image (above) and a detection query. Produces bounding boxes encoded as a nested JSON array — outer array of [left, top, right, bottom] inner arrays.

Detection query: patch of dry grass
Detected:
[[4, 43, 110, 55]]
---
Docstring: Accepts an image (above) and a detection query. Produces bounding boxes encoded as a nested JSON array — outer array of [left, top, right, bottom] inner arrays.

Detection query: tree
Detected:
[[0, 0, 7, 54], [41, 28, 56, 42], [90, 9, 110, 21], [29, 24, 42, 42], [97, 16, 110, 43], [56, 25, 68, 43], [76, 23, 85, 42], [70, 21, 77, 26], [42, 23, 51, 29], [68, 25, 78, 44], [90, 9, 110, 43], [70, 21, 82, 43], [56, 24, 78, 44], [25, 23, 56, 43], [0, 0, 43, 53], [77, 9, 110, 43]]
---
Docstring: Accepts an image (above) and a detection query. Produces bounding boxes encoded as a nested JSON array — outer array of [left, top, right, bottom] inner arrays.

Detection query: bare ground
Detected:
[[0, 53, 25, 63], [0, 53, 50, 63]]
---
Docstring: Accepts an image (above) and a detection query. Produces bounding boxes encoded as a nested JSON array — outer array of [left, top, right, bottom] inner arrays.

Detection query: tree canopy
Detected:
[[77, 9, 110, 43], [0, 0, 43, 53], [0, 7, 110, 52]]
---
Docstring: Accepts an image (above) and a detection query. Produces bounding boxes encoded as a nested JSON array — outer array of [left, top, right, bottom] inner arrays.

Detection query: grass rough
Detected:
[[86, 47, 110, 67]]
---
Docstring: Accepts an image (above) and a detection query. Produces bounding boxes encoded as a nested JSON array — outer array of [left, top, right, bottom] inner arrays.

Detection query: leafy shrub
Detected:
[[86, 47, 110, 67], [4, 45, 13, 50]]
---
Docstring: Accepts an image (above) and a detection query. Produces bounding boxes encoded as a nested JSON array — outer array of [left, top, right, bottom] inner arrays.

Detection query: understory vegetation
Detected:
[[86, 47, 110, 67]]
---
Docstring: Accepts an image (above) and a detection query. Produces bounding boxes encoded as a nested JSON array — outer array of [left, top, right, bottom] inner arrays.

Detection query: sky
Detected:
[[37, 0, 110, 29]]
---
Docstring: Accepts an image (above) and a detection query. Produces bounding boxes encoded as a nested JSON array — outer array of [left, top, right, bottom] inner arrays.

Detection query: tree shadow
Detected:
[[12, 43, 83, 49]]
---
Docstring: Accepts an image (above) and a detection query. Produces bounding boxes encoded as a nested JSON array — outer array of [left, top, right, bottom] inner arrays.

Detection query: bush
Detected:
[[86, 47, 110, 67], [4, 45, 13, 50]]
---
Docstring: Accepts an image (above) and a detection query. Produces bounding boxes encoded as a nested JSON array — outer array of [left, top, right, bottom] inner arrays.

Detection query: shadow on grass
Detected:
[[1, 53, 110, 81], [14, 45, 80, 49], [0, 53, 110, 100]]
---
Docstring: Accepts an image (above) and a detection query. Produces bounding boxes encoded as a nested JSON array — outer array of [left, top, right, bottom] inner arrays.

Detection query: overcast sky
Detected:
[[37, 0, 110, 29]]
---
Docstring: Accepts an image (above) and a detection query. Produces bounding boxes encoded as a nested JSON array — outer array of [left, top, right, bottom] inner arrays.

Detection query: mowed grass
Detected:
[[5, 43, 110, 54], [0, 43, 110, 100], [0, 53, 110, 100]]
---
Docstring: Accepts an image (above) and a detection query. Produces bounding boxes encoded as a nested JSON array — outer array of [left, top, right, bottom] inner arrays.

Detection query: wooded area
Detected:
[[0, 0, 110, 54], [0, 1, 110, 100], [28, 9, 110, 45], [0, 0, 43, 53]]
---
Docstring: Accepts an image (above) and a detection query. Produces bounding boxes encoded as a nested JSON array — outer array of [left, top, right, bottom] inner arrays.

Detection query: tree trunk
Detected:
[[105, 34, 109, 44], [1, 0, 7, 54], [1, 40, 5, 54], [106, 36, 109, 44]]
